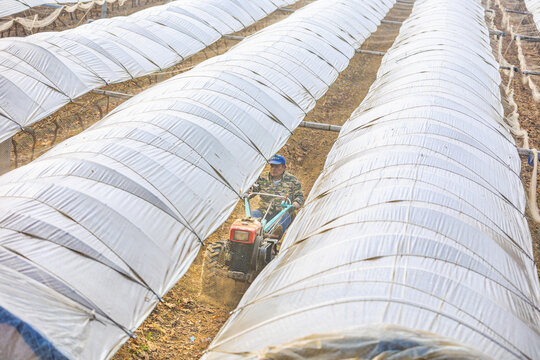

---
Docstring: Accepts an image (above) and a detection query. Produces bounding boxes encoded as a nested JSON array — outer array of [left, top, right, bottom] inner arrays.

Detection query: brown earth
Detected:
[[8, 0, 540, 359]]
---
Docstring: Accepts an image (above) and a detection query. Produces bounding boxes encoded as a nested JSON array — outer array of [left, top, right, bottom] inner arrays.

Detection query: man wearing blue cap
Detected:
[[251, 154, 304, 238]]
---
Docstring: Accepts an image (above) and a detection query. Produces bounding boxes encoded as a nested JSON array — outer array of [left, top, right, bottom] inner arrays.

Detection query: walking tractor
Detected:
[[202, 192, 295, 297]]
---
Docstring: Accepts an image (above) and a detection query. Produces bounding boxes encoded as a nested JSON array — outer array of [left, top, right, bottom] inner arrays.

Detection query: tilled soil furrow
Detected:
[[111, 2, 413, 359]]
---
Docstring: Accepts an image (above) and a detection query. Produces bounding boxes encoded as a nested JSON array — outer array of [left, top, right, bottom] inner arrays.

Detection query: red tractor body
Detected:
[[229, 218, 262, 244], [202, 194, 292, 295]]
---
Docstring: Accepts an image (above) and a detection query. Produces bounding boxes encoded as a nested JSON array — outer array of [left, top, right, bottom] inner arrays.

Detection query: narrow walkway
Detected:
[[110, 2, 414, 359]]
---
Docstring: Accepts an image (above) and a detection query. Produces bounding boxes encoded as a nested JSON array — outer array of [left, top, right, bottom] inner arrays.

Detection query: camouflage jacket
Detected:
[[253, 172, 304, 216]]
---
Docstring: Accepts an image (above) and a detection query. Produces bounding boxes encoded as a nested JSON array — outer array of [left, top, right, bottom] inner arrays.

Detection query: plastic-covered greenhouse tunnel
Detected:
[[0, 0, 540, 359], [0, 0, 301, 144]]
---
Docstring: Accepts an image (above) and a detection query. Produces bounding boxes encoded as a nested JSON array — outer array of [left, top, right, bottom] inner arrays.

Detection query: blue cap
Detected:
[[269, 154, 286, 165]]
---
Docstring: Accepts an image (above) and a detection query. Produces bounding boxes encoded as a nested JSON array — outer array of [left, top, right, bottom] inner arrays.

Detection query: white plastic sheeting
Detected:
[[0, 0, 299, 144], [0, 0, 394, 358], [203, 0, 540, 359], [524, 0, 540, 32]]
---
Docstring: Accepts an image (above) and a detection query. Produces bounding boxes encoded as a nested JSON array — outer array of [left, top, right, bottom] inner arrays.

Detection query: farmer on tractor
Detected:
[[251, 154, 304, 239], [201, 154, 305, 293]]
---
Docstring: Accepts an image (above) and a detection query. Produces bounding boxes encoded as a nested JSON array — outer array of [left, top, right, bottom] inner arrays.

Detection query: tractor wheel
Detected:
[[200, 240, 249, 306], [201, 241, 227, 298]]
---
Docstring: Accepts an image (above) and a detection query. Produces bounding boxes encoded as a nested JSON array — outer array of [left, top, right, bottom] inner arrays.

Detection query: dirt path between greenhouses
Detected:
[[110, 3, 416, 359]]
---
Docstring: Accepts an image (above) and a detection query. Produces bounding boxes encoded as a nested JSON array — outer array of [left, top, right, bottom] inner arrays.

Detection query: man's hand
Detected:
[[292, 201, 301, 210], [243, 192, 256, 199]]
